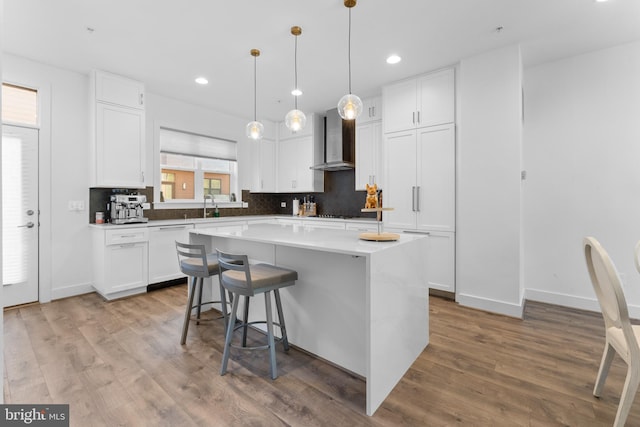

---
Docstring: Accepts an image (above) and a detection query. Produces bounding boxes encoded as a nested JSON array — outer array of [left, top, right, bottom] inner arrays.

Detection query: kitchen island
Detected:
[[190, 222, 429, 416]]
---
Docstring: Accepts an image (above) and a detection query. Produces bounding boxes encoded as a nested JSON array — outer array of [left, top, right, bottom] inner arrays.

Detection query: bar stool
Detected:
[[175, 242, 230, 345], [216, 249, 298, 380]]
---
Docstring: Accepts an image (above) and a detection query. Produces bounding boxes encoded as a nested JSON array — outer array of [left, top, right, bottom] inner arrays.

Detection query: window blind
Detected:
[[159, 127, 237, 161]]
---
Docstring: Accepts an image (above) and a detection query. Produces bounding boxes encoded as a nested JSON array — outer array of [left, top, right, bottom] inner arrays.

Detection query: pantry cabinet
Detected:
[[382, 68, 454, 134], [359, 96, 382, 124], [383, 124, 455, 232], [90, 70, 146, 188]]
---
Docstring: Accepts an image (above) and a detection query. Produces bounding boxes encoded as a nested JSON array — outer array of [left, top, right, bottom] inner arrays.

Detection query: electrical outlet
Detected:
[[280, 201, 287, 208]]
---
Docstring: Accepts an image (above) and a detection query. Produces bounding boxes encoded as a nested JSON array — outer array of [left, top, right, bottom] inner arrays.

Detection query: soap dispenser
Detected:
[[213, 205, 220, 218]]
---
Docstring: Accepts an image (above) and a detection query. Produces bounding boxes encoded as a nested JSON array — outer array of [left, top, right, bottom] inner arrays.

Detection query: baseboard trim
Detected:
[[456, 293, 524, 318], [147, 277, 187, 292], [50, 282, 94, 301]]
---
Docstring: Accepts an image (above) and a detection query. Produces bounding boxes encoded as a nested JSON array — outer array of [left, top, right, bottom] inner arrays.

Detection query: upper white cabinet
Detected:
[[95, 71, 145, 109], [355, 120, 382, 191], [382, 68, 454, 134], [90, 70, 146, 188], [276, 113, 324, 193], [383, 124, 455, 232], [251, 138, 277, 193], [359, 96, 382, 124]]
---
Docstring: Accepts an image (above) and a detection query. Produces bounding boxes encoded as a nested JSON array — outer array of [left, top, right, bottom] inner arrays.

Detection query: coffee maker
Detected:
[[109, 194, 149, 224]]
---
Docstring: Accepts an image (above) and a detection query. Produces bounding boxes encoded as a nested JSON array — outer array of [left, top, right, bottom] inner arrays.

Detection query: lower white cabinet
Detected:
[[148, 224, 193, 284], [302, 220, 345, 230], [92, 227, 149, 300]]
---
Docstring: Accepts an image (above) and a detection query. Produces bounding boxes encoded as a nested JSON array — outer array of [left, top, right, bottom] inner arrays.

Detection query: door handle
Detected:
[[18, 222, 35, 229], [412, 186, 417, 212], [415, 186, 420, 212]]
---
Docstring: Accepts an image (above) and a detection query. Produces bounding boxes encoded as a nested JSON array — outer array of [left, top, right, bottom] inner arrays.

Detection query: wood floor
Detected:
[[4, 285, 639, 426]]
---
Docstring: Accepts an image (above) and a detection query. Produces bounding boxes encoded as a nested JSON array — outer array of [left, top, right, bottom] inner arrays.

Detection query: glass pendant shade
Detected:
[[246, 120, 264, 140], [337, 93, 363, 120], [285, 109, 306, 133]]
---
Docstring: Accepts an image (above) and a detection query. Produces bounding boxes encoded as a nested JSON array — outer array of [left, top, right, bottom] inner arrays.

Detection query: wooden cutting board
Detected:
[[359, 232, 400, 241]]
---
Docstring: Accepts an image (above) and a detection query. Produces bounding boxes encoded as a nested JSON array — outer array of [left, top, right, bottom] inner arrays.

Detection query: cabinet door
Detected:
[[252, 139, 276, 192], [382, 79, 417, 134], [277, 138, 298, 192], [96, 103, 145, 188], [355, 121, 381, 190], [148, 225, 192, 284], [425, 231, 455, 292], [95, 71, 145, 110], [105, 242, 149, 294], [417, 69, 455, 128], [416, 124, 455, 232], [294, 136, 314, 191], [382, 130, 417, 230], [360, 96, 382, 124]]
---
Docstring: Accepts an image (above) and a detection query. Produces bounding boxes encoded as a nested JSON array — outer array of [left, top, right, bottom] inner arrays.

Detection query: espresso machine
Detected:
[[109, 194, 149, 224]]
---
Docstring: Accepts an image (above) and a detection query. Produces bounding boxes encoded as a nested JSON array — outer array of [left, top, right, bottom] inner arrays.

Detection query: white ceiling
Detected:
[[4, 0, 640, 123]]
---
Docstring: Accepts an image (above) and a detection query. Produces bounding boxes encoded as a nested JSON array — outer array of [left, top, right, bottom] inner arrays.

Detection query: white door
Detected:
[[2, 125, 39, 307]]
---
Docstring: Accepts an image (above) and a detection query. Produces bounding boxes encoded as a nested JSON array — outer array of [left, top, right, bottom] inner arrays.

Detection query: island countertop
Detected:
[[190, 222, 429, 416], [191, 222, 425, 256]]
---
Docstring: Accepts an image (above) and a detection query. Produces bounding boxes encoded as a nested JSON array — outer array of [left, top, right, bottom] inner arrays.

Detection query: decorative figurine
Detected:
[[365, 183, 378, 209]]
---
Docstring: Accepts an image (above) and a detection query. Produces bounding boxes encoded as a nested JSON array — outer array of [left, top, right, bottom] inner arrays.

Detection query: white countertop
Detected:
[[191, 222, 425, 256], [89, 215, 376, 229]]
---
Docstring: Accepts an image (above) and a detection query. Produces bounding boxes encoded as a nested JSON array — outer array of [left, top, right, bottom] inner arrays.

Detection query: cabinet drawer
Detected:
[[105, 228, 149, 245]]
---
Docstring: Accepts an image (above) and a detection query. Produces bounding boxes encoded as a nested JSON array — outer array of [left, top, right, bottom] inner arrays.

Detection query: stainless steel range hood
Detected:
[[310, 108, 355, 171]]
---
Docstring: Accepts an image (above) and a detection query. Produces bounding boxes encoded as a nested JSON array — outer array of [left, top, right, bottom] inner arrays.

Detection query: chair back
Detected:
[[217, 249, 254, 297], [584, 236, 639, 361], [176, 241, 209, 277]]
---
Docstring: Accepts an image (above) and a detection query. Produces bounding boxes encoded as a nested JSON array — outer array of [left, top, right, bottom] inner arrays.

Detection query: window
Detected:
[[2, 83, 38, 126], [158, 128, 238, 204]]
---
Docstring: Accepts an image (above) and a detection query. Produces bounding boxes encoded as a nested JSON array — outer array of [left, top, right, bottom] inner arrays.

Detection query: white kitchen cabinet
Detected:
[[92, 227, 149, 300], [302, 220, 345, 230], [90, 70, 146, 188], [355, 121, 382, 191], [383, 124, 455, 232], [276, 113, 324, 193], [95, 71, 145, 110], [382, 68, 454, 134], [425, 231, 455, 293], [345, 222, 379, 232], [251, 138, 277, 192], [359, 96, 382, 124], [148, 224, 193, 284]]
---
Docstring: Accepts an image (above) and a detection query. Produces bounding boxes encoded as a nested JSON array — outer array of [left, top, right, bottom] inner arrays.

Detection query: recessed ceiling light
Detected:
[[195, 77, 209, 85], [595, 0, 609, 2], [386, 54, 402, 65], [291, 88, 303, 96]]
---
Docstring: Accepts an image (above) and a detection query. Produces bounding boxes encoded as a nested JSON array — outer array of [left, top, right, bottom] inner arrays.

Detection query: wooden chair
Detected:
[[216, 249, 297, 379], [584, 236, 640, 426], [175, 242, 230, 345]]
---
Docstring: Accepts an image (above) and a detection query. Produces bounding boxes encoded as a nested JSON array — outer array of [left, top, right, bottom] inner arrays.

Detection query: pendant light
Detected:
[[285, 26, 307, 132], [337, 0, 363, 120], [246, 49, 264, 140]]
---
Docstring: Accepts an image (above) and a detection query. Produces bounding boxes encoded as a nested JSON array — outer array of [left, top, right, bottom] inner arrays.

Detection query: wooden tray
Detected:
[[359, 232, 400, 241]]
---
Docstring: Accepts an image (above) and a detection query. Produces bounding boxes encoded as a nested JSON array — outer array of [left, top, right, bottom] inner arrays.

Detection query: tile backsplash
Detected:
[[89, 170, 375, 223]]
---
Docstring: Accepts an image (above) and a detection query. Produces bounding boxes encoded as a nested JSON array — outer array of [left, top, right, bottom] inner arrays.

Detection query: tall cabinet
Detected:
[[382, 68, 456, 293], [355, 96, 382, 191], [90, 70, 146, 188]]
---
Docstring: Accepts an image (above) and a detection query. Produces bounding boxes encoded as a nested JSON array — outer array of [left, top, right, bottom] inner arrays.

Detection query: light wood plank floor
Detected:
[[4, 285, 639, 426]]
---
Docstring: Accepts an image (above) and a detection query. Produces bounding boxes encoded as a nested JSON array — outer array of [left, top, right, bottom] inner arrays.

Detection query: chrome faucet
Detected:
[[203, 194, 213, 218]]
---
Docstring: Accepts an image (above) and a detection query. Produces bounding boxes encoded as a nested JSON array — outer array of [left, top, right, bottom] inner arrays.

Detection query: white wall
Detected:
[[457, 44, 524, 317], [1, 0, 5, 404], [3, 54, 92, 301], [523, 40, 640, 316]]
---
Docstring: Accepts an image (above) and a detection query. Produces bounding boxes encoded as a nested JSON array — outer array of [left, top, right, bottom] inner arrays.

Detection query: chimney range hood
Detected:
[[310, 108, 355, 171]]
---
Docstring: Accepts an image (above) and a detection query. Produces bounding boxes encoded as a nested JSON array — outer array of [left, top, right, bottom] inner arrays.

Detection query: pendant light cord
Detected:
[[253, 55, 257, 121], [348, 7, 352, 95], [294, 34, 299, 110]]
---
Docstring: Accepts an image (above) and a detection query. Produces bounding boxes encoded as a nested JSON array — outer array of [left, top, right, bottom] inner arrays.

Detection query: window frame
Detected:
[[153, 122, 246, 210]]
